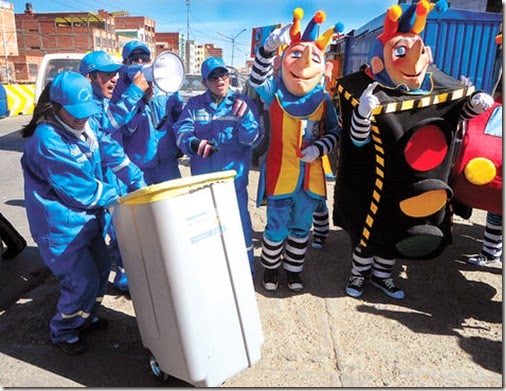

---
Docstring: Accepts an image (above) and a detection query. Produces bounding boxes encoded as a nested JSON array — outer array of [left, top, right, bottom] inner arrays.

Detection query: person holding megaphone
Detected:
[[112, 40, 185, 185]]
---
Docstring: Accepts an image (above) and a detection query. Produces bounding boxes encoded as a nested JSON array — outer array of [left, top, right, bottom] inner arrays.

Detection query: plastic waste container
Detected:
[[112, 170, 264, 387]]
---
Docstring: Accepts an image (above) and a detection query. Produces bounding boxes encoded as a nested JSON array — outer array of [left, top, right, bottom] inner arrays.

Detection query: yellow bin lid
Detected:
[[118, 170, 237, 205]]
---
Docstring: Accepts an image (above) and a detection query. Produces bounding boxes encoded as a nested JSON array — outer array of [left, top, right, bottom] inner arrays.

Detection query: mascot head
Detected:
[[369, 0, 447, 91], [281, 8, 344, 96]]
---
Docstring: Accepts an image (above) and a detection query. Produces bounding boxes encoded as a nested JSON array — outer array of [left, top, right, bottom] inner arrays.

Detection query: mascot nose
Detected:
[[302, 45, 312, 67], [404, 39, 425, 69]]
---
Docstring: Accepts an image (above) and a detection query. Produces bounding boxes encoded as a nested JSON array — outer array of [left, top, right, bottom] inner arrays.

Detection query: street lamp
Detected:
[[217, 28, 246, 66]]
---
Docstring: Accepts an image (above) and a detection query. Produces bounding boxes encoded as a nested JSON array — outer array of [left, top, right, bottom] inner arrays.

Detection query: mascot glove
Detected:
[[358, 82, 380, 118], [470, 92, 494, 113], [459, 75, 473, 87], [264, 23, 293, 53], [190, 138, 219, 158], [300, 145, 320, 163], [232, 98, 249, 118]]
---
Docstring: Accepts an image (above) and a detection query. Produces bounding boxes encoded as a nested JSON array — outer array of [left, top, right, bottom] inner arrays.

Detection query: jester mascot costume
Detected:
[[332, 0, 494, 299], [250, 9, 343, 292]]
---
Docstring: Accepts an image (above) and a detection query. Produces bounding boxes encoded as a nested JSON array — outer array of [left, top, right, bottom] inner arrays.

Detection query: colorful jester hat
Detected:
[[286, 8, 344, 52], [369, 0, 448, 92]]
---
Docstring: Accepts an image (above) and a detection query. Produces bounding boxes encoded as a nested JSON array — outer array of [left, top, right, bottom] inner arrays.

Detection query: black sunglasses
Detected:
[[207, 71, 229, 82], [127, 53, 151, 64]]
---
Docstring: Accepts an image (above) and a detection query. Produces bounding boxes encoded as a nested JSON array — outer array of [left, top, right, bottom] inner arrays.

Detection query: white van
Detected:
[[34, 53, 85, 103]]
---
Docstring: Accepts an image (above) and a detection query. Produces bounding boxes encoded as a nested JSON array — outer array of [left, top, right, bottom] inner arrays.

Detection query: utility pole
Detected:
[[185, 0, 191, 72], [217, 28, 246, 66]]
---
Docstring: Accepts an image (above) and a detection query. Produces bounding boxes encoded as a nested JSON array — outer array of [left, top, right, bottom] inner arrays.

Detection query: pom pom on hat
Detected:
[[290, 8, 304, 42], [301, 10, 326, 42]]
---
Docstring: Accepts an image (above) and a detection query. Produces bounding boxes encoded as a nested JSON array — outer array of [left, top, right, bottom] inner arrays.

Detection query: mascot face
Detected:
[[372, 32, 433, 91], [282, 41, 325, 96]]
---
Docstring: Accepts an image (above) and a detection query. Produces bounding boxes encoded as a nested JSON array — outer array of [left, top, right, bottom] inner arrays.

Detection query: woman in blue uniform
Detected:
[[21, 71, 146, 355]]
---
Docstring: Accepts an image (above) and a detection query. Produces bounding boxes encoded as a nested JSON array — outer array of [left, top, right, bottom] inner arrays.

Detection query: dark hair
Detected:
[[22, 82, 57, 138]]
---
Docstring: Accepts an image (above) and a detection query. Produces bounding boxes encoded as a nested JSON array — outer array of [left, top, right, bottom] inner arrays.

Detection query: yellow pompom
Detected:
[[464, 157, 497, 186], [387, 5, 402, 22], [293, 8, 303, 21]]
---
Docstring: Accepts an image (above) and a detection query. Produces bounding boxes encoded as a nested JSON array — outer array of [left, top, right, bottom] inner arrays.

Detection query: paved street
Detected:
[[0, 114, 502, 387]]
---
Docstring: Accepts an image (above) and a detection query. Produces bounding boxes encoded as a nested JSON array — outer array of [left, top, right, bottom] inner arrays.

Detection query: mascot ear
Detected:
[[371, 56, 384, 75]]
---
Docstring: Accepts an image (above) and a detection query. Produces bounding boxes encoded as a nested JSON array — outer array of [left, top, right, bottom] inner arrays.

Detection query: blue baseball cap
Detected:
[[201, 57, 228, 80], [122, 40, 151, 60], [79, 51, 125, 75], [50, 71, 100, 119]]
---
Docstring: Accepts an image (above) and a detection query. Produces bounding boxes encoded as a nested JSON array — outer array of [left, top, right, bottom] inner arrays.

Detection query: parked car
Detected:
[[179, 74, 206, 103], [35, 53, 85, 103]]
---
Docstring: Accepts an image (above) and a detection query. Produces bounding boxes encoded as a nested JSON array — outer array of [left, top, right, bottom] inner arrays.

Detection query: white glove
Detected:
[[459, 75, 473, 87], [470, 92, 494, 113], [300, 145, 320, 163], [358, 82, 380, 118], [264, 23, 293, 53]]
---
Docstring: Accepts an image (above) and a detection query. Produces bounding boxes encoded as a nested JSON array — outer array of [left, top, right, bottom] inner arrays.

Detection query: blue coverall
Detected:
[[113, 75, 183, 185], [21, 117, 146, 344], [173, 89, 261, 274]]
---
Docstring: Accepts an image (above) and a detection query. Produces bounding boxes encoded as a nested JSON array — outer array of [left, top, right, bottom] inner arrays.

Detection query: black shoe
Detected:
[[286, 271, 304, 291], [262, 268, 279, 291], [312, 237, 325, 249], [2, 239, 27, 260], [345, 275, 367, 298], [370, 276, 405, 300], [54, 338, 88, 355]]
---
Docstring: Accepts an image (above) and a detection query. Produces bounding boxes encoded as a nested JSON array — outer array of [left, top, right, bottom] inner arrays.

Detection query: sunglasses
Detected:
[[207, 71, 229, 82], [127, 53, 151, 64]]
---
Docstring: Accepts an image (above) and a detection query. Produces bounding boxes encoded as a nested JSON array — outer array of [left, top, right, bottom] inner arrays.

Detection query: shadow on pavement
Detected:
[[0, 271, 193, 387]]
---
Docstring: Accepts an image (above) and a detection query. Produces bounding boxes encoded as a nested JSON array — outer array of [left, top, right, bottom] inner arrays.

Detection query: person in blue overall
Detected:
[[21, 71, 146, 355], [173, 57, 261, 276], [79, 50, 150, 293], [112, 40, 184, 185]]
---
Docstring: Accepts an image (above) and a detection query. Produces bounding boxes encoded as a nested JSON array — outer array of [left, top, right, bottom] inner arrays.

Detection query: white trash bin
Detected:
[[112, 170, 264, 387]]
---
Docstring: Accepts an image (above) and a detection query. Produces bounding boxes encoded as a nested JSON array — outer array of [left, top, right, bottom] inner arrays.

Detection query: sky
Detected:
[[9, 0, 395, 67]]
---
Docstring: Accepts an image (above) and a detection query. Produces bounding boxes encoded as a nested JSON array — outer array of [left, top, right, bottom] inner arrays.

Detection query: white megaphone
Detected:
[[127, 50, 185, 93]]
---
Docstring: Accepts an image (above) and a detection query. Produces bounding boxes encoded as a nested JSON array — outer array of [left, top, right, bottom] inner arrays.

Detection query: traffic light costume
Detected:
[[250, 9, 342, 291], [332, 0, 494, 299]]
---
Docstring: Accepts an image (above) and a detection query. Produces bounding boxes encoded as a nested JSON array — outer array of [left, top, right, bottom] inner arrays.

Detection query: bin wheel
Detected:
[[149, 354, 170, 382]]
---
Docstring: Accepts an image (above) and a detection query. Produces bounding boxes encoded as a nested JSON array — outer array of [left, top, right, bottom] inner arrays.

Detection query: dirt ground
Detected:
[[0, 160, 502, 387]]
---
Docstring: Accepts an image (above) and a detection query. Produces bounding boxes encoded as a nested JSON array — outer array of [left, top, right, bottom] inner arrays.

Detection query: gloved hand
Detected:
[[264, 23, 293, 53], [300, 145, 320, 163], [232, 98, 249, 117], [190, 138, 219, 158], [470, 92, 494, 113], [358, 82, 380, 118], [459, 75, 473, 87]]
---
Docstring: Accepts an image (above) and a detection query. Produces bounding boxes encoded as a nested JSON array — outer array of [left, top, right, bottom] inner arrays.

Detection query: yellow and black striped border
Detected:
[[336, 82, 475, 249]]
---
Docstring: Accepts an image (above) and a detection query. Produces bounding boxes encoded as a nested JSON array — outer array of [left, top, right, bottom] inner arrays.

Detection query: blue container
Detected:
[[0, 84, 8, 118], [342, 6, 502, 93]]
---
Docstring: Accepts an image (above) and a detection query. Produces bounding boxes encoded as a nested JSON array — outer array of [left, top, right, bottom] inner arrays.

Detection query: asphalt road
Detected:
[[0, 114, 502, 387]]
